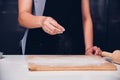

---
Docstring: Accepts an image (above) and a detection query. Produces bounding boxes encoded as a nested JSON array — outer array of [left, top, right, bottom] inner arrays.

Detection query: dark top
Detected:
[[25, 0, 85, 54]]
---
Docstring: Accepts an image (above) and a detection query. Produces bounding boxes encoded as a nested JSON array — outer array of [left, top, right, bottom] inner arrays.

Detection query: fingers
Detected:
[[93, 46, 102, 56], [42, 17, 65, 35], [97, 47, 102, 56], [85, 47, 93, 55], [85, 46, 102, 56], [86, 52, 93, 55], [48, 17, 65, 31], [45, 22, 63, 35]]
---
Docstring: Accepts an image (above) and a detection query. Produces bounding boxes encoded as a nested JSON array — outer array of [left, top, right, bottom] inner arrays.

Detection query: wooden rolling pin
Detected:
[[102, 50, 120, 64]]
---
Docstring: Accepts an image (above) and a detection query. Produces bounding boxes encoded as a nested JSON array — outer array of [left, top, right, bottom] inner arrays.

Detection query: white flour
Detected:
[[28, 55, 106, 66]]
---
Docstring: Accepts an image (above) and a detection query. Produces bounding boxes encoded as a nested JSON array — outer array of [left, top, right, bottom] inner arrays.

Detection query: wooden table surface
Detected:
[[0, 55, 120, 80]]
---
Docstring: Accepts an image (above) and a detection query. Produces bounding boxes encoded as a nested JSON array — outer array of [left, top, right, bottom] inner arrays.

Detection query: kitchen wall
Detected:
[[0, 0, 120, 54]]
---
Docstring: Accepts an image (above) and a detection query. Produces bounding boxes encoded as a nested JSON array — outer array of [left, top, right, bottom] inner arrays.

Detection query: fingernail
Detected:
[[63, 28, 65, 31], [58, 31, 63, 34], [61, 27, 65, 31]]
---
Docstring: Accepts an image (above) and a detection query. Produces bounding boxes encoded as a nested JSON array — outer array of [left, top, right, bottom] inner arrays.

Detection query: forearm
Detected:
[[18, 12, 45, 29], [83, 18, 93, 50]]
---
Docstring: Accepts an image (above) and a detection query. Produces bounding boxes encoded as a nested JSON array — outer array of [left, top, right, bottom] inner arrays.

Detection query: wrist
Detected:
[[85, 46, 93, 51], [37, 16, 47, 28]]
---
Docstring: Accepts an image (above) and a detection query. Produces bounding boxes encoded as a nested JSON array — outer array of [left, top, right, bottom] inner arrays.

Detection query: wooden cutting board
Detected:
[[27, 55, 117, 71]]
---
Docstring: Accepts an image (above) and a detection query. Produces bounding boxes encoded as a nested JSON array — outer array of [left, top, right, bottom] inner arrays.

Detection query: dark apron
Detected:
[[25, 0, 85, 54]]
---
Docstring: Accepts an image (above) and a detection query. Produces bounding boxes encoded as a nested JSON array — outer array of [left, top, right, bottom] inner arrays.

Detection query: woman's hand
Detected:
[[18, 0, 65, 34], [41, 16, 65, 35], [85, 46, 102, 56]]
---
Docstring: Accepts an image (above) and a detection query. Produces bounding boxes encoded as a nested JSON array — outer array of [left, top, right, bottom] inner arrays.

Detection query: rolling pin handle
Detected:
[[102, 51, 112, 58]]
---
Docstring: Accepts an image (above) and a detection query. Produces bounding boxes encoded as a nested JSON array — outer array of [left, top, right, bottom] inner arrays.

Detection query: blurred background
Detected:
[[0, 0, 25, 54], [0, 0, 120, 54]]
